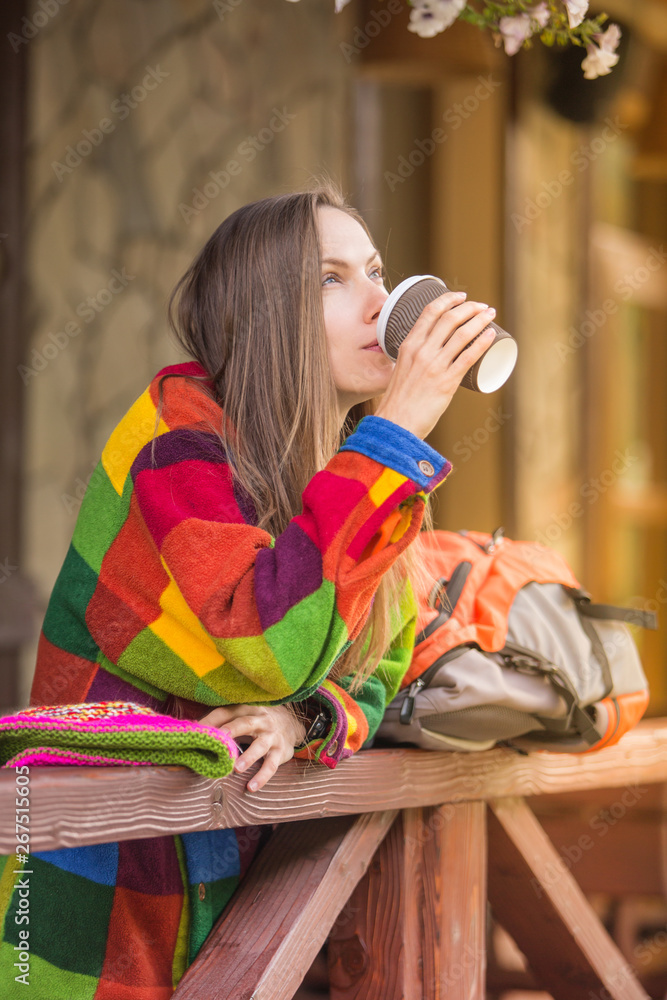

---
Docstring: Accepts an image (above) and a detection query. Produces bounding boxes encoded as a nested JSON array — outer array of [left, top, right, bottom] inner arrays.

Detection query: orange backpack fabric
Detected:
[[406, 530, 581, 685], [390, 529, 653, 753]]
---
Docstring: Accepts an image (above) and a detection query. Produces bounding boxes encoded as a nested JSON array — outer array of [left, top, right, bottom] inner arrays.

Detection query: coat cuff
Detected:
[[339, 415, 451, 492]]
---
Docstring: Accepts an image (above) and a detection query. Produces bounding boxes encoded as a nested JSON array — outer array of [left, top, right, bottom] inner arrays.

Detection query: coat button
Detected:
[[198, 882, 206, 901], [418, 460, 435, 477]]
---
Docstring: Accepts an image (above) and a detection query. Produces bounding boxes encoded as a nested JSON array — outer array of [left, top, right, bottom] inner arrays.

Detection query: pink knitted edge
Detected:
[[1, 714, 239, 758]]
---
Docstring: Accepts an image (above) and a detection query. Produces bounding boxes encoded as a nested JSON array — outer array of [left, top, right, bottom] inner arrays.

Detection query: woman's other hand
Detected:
[[198, 704, 307, 792], [374, 291, 497, 440]]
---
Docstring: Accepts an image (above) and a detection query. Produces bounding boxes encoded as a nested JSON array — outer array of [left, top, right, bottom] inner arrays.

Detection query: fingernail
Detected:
[[453, 291, 467, 299], [236, 760, 246, 772], [485, 307, 496, 315], [248, 780, 258, 791]]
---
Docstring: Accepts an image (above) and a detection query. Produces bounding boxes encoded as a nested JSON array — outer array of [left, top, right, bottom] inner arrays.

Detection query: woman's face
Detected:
[[318, 206, 393, 419]]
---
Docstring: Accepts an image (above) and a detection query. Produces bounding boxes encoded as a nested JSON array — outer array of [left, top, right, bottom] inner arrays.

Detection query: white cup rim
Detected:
[[377, 274, 445, 357]]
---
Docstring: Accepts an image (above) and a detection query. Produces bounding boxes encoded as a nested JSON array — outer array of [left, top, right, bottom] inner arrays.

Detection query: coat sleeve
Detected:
[[100, 414, 451, 736], [294, 574, 418, 767]]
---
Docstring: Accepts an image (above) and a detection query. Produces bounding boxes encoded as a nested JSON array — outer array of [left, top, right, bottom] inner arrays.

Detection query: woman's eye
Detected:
[[371, 267, 385, 280], [322, 273, 339, 286]]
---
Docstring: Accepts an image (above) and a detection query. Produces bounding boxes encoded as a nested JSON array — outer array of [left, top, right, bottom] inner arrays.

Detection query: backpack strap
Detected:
[[564, 586, 656, 702], [559, 594, 614, 698], [415, 561, 473, 644], [498, 641, 604, 747], [565, 587, 658, 631]]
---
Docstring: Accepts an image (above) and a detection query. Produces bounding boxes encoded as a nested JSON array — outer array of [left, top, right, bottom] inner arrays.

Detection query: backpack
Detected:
[[377, 528, 657, 754]]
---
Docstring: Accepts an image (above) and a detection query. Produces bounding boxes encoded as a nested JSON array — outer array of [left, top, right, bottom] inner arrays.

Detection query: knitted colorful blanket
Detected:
[[0, 701, 238, 778]]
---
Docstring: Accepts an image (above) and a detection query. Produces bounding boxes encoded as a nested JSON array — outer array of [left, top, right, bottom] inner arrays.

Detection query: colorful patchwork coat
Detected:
[[0, 361, 451, 998]]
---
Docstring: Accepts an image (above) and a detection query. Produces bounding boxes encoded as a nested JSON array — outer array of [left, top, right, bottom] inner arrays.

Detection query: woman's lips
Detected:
[[363, 343, 383, 352]]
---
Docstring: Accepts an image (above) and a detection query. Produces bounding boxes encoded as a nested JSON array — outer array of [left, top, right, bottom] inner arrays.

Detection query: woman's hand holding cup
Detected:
[[374, 291, 497, 441]]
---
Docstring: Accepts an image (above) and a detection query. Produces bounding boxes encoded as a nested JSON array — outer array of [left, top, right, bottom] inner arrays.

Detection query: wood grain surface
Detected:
[[328, 801, 487, 999], [172, 810, 397, 1000], [2, 720, 667, 852], [418, 801, 486, 999], [328, 811, 408, 1000], [488, 796, 650, 1000]]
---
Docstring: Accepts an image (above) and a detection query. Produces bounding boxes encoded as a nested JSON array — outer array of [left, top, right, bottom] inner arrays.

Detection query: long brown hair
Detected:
[[165, 181, 431, 693]]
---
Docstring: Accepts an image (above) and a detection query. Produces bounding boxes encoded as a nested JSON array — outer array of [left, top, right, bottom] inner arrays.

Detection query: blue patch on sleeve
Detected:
[[340, 416, 451, 491]]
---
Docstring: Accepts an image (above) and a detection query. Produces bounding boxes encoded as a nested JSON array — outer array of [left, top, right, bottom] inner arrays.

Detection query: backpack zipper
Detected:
[[399, 647, 469, 725]]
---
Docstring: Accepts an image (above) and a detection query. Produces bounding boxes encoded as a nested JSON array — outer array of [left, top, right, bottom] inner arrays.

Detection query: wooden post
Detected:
[[329, 801, 487, 999], [417, 800, 486, 999], [328, 811, 408, 1000]]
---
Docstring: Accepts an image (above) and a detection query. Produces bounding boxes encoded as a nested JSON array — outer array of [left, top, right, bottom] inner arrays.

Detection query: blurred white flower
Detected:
[[408, 0, 467, 38], [531, 3, 550, 28], [581, 22, 621, 79], [563, 0, 589, 29], [498, 14, 532, 55], [498, 4, 551, 56]]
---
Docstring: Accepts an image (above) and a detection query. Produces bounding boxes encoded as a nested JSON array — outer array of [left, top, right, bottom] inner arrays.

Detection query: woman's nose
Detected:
[[366, 281, 388, 322]]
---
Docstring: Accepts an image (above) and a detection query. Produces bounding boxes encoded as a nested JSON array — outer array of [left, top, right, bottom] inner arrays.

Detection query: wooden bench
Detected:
[[2, 719, 667, 998]]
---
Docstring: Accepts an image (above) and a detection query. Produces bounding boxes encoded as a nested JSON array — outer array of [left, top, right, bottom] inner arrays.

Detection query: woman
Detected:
[[0, 183, 496, 997]]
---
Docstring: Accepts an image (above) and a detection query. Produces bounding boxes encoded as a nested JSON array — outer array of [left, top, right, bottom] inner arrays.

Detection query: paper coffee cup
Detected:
[[376, 274, 517, 393]]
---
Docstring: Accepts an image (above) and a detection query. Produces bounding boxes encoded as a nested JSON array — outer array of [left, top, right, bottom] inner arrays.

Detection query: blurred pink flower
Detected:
[[531, 3, 551, 29], [498, 4, 554, 56], [582, 22, 621, 79], [498, 14, 532, 55]]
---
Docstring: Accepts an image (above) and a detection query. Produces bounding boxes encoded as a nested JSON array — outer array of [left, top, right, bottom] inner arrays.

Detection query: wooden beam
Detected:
[[329, 802, 486, 1000], [487, 797, 650, 1000], [2, 721, 667, 852], [172, 810, 397, 1000]]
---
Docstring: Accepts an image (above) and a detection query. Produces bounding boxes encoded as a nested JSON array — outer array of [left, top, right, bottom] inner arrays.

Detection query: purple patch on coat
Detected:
[[116, 836, 183, 896], [131, 429, 226, 478], [254, 523, 323, 631], [86, 665, 164, 712]]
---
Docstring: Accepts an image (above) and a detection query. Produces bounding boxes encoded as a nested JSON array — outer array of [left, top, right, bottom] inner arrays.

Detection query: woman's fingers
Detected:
[[397, 297, 491, 367], [197, 703, 300, 792], [428, 299, 489, 344], [437, 306, 496, 363], [245, 748, 285, 792], [235, 732, 272, 771], [216, 715, 262, 741], [396, 291, 466, 352]]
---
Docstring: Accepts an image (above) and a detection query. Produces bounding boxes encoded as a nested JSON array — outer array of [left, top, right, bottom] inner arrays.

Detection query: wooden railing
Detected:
[[2, 719, 667, 999]]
